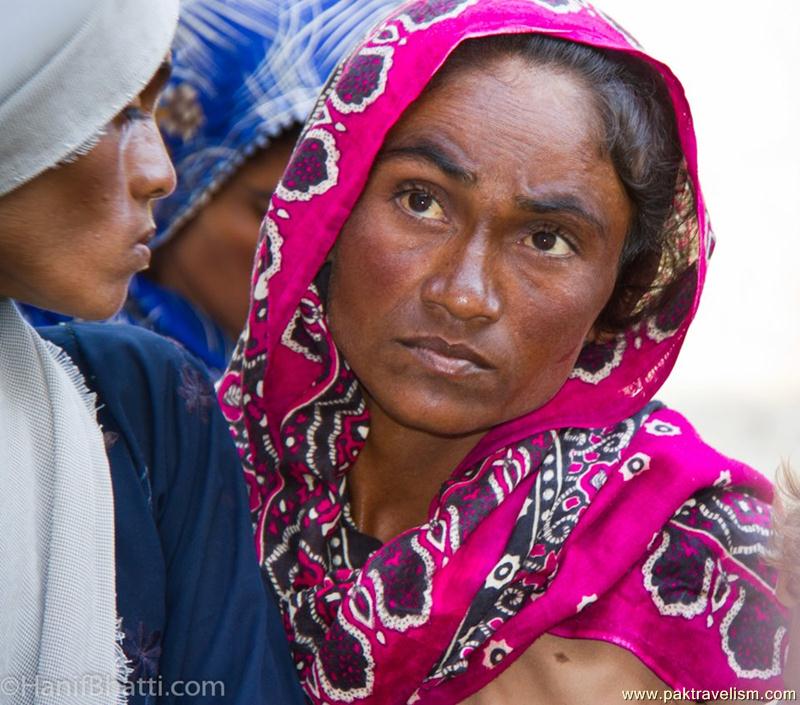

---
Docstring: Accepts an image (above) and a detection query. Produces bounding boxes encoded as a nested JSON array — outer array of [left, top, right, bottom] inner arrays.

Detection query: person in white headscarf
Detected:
[[0, 2, 305, 703], [19, 0, 405, 379]]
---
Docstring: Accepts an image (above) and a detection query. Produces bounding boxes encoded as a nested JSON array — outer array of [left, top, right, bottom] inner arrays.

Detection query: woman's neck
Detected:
[[348, 400, 485, 544]]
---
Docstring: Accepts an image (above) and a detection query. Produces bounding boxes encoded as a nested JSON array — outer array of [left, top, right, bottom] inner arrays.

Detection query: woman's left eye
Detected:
[[524, 229, 573, 257], [397, 189, 446, 221]]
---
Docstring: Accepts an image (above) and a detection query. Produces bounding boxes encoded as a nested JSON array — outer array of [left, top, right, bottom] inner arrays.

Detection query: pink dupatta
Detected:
[[219, 1, 787, 702]]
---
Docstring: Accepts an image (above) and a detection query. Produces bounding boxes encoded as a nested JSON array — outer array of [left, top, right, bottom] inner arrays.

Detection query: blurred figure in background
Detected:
[[22, 0, 404, 377]]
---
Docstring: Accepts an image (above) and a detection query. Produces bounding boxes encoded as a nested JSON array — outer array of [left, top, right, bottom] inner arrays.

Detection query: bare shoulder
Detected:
[[459, 634, 692, 705]]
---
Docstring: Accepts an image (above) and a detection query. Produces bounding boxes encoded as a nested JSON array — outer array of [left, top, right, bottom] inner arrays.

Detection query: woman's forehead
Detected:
[[381, 56, 604, 177], [405, 52, 595, 118]]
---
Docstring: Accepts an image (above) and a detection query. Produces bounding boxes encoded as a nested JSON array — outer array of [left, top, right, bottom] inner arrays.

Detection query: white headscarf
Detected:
[[0, 0, 179, 196], [0, 1, 178, 702]]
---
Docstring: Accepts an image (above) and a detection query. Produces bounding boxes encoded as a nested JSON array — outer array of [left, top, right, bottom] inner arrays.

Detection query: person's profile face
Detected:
[[156, 130, 299, 338], [327, 55, 632, 437], [0, 58, 175, 319]]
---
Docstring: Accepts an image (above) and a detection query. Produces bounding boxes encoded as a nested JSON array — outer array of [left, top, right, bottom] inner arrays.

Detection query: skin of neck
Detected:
[[348, 391, 486, 543]]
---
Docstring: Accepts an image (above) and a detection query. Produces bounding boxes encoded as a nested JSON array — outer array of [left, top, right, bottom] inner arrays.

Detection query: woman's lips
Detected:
[[131, 227, 155, 270], [136, 226, 156, 246], [132, 243, 152, 270], [397, 336, 493, 376]]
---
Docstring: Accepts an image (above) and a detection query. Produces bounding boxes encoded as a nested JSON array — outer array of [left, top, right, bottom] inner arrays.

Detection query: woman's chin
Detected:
[[378, 399, 494, 439], [38, 284, 129, 322], [77, 296, 127, 322]]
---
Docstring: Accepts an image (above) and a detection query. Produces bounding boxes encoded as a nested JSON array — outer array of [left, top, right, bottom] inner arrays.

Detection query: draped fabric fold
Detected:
[[0, 300, 127, 705]]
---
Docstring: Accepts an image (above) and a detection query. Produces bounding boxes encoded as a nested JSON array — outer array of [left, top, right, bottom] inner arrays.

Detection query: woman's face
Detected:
[[151, 130, 298, 338], [0, 61, 175, 320], [328, 56, 632, 437]]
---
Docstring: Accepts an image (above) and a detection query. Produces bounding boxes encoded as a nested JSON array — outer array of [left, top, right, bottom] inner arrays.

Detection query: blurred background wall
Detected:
[[597, 0, 800, 477]]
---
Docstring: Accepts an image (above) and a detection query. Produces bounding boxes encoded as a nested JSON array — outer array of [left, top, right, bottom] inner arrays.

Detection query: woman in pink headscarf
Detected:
[[219, 1, 788, 702]]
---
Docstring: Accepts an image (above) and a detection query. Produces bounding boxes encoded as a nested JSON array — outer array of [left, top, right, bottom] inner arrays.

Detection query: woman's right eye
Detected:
[[118, 94, 149, 123], [121, 106, 148, 122], [397, 189, 446, 222]]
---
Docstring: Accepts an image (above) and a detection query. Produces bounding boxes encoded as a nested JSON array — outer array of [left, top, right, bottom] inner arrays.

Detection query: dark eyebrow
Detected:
[[378, 140, 608, 236], [248, 187, 274, 198], [378, 140, 477, 185], [515, 194, 607, 238], [142, 56, 173, 101], [247, 187, 275, 204]]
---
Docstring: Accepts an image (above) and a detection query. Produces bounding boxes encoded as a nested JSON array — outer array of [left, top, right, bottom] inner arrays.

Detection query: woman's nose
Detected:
[[421, 235, 501, 324], [128, 121, 177, 202]]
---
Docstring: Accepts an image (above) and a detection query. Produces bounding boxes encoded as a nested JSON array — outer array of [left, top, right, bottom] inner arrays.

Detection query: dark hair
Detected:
[[435, 34, 694, 335]]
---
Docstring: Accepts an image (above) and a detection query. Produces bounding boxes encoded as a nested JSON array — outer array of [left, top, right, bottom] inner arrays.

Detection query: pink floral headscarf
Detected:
[[219, 1, 787, 702]]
